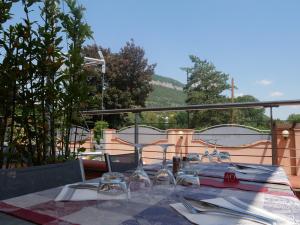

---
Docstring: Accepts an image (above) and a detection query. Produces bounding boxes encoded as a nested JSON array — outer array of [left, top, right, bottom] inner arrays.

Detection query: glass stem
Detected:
[[162, 148, 167, 169], [137, 147, 143, 169]]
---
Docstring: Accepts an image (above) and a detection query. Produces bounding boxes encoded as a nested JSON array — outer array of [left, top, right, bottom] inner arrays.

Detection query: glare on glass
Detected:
[[210, 140, 231, 162], [128, 144, 152, 191], [97, 172, 129, 199], [153, 144, 176, 187]]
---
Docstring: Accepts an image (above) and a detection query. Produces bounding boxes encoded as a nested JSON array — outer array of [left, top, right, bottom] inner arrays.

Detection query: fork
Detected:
[[181, 198, 275, 225]]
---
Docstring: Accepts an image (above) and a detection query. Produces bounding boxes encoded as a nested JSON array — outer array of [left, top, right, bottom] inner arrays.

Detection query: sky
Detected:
[[11, 0, 300, 119]]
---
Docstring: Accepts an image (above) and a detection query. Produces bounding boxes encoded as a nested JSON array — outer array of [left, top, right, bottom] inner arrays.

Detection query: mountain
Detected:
[[146, 75, 187, 107]]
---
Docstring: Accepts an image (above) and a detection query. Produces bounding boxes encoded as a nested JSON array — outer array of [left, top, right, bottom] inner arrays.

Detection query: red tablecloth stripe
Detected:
[[0, 202, 78, 225], [200, 178, 295, 197], [201, 178, 268, 192]]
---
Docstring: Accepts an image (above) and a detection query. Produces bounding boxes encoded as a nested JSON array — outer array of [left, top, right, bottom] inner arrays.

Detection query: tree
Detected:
[[37, 0, 65, 162], [0, 0, 93, 167], [234, 95, 269, 129], [60, 0, 92, 158], [287, 114, 300, 123], [184, 55, 231, 128], [0, 0, 20, 168], [82, 40, 155, 128]]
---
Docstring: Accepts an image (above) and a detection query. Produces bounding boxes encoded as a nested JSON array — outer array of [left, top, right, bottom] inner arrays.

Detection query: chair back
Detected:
[[105, 152, 138, 173], [0, 159, 85, 200]]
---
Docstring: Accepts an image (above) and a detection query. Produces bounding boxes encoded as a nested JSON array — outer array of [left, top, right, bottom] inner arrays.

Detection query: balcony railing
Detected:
[[78, 99, 300, 177]]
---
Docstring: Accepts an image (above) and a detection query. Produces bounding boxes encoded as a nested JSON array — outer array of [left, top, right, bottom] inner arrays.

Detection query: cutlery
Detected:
[[181, 198, 273, 225], [230, 163, 273, 172], [68, 183, 98, 191], [183, 197, 276, 225]]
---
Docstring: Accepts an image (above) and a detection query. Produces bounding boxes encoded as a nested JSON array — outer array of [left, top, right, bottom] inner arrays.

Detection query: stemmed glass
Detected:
[[128, 144, 152, 192], [202, 140, 212, 162], [210, 140, 231, 162], [210, 139, 219, 162], [153, 144, 176, 187]]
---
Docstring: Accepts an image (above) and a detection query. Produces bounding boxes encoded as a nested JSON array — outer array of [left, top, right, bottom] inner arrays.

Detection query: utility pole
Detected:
[[186, 69, 190, 128], [231, 78, 235, 124]]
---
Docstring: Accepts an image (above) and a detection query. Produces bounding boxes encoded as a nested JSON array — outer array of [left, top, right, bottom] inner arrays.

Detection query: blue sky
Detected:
[[11, 0, 300, 119]]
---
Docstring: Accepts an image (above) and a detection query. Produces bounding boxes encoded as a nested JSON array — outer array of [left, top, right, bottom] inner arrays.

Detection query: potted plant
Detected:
[[93, 121, 108, 150]]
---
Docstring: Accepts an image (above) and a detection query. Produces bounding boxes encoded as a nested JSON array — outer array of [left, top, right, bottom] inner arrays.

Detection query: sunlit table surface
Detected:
[[1, 162, 300, 225]]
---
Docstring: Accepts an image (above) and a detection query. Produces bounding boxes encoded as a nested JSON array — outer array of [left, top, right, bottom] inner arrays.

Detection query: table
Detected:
[[1, 162, 300, 225]]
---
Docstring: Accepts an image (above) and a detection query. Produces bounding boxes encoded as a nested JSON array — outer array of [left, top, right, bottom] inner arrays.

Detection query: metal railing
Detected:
[[78, 99, 300, 176]]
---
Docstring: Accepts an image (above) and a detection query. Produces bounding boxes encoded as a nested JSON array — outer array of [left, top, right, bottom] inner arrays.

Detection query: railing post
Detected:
[[134, 113, 140, 151], [270, 107, 278, 165], [187, 111, 190, 129]]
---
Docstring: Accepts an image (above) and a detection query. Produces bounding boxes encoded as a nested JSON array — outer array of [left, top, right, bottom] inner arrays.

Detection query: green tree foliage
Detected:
[[82, 41, 155, 128], [0, 0, 92, 167], [234, 95, 269, 129], [37, 0, 65, 163], [287, 114, 300, 123], [0, 0, 20, 168], [138, 111, 188, 129], [184, 55, 231, 128], [60, 0, 92, 158], [93, 120, 108, 144]]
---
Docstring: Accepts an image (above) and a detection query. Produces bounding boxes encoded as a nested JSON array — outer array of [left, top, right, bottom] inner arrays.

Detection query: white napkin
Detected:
[[234, 168, 271, 175], [55, 183, 129, 201], [170, 197, 293, 225]]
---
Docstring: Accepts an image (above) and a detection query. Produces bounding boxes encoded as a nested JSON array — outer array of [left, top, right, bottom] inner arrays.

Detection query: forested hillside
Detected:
[[146, 75, 186, 107]]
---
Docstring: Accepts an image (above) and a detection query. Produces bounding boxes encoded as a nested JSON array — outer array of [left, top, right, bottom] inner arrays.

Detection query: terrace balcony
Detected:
[[1, 100, 300, 225], [76, 100, 300, 197]]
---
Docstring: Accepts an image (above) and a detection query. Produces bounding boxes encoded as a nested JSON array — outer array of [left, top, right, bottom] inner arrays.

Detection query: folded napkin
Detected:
[[234, 167, 272, 175], [55, 183, 129, 201], [170, 197, 292, 225]]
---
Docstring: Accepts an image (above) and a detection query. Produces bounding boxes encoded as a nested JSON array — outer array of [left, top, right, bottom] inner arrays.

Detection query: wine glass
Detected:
[[219, 151, 231, 162], [153, 144, 176, 187], [128, 144, 152, 192], [210, 139, 220, 162], [201, 140, 212, 162]]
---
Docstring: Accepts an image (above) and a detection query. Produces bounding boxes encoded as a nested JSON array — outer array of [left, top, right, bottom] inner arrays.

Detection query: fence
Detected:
[[79, 99, 300, 176]]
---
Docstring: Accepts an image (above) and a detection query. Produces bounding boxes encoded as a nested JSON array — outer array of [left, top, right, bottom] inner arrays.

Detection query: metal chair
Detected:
[[0, 159, 85, 200], [104, 152, 138, 173]]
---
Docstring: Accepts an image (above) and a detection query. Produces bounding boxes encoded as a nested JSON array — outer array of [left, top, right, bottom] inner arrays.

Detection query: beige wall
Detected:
[[275, 123, 300, 176], [101, 124, 300, 176], [103, 128, 272, 164]]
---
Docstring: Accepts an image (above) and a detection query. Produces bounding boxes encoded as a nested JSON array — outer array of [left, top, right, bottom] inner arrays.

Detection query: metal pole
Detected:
[[134, 113, 140, 151], [101, 73, 104, 121], [81, 99, 300, 116], [187, 111, 190, 128], [270, 107, 277, 165], [186, 70, 190, 129], [231, 78, 235, 124]]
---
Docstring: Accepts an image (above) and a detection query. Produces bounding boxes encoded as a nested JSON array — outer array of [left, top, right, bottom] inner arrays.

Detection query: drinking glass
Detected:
[[176, 170, 200, 187], [201, 140, 212, 162], [128, 144, 152, 192], [219, 151, 231, 162], [153, 144, 176, 187], [210, 140, 231, 162], [97, 172, 129, 200]]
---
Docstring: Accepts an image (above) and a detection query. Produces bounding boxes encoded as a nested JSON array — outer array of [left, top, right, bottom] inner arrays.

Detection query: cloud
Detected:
[[289, 105, 300, 109], [257, 79, 272, 86], [270, 91, 284, 97]]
